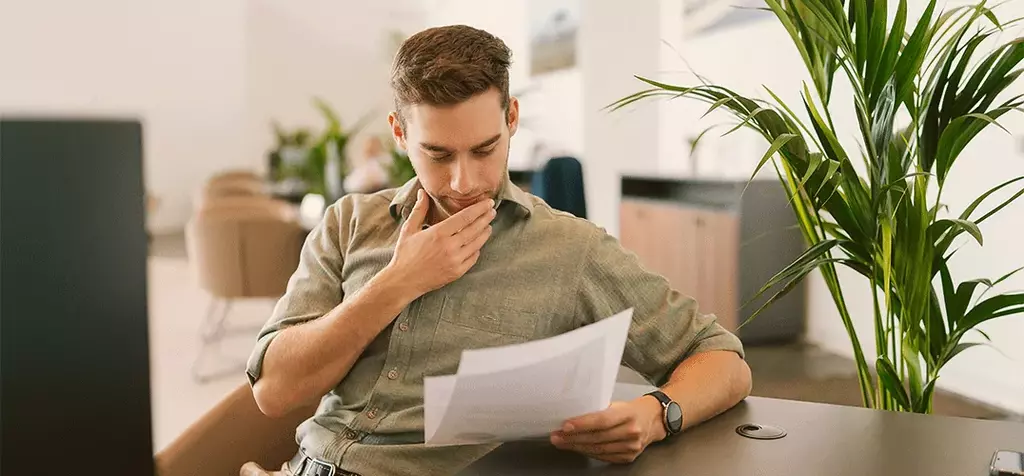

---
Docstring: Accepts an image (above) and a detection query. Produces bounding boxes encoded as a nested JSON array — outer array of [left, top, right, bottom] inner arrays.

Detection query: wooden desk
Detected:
[[462, 395, 1024, 475]]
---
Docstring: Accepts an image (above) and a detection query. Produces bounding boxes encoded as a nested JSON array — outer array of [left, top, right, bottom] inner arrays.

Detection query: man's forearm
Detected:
[[551, 350, 751, 463], [641, 350, 752, 434], [252, 266, 418, 417]]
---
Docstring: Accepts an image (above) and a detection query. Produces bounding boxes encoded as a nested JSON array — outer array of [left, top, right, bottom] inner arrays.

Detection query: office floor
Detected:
[[147, 233, 1016, 450], [148, 233, 273, 451]]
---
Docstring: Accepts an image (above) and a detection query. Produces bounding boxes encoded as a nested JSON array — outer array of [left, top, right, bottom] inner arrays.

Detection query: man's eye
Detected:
[[430, 154, 452, 162], [473, 148, 496, 157]]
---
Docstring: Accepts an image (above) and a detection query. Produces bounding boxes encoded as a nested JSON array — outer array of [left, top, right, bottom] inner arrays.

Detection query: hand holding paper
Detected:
[[423, 308, 634, 446]]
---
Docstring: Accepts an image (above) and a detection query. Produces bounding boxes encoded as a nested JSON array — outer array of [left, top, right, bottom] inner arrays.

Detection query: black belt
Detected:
[[289, 451, 360, 476]]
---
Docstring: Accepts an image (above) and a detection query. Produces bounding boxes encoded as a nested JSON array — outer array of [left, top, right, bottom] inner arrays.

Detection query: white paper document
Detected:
[[423, 308, 634, 446]]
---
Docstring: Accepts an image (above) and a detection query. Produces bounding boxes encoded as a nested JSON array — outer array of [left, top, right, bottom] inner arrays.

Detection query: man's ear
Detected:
[[388, 111, 407, 150], [507, 96, 520, 137]]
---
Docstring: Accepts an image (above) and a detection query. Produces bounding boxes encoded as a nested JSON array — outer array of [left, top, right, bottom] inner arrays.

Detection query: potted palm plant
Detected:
[[611, 0, 1024, 413]]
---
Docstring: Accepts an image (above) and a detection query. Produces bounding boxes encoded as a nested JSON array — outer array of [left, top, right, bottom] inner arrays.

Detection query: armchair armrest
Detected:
[[154, 383, 316, 476]]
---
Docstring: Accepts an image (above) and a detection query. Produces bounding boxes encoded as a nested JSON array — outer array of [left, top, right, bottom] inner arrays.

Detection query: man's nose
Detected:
[[450, 160, 476, 195]]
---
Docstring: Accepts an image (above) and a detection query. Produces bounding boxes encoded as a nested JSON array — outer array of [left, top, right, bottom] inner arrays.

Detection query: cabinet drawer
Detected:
[[693, 209, 740, 332], [619, 199, 698, 301]]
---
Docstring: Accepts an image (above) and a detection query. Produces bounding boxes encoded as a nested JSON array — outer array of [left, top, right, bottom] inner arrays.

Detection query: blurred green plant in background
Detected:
[[268, 97, 373, 198], [386, 137, 416, 186]]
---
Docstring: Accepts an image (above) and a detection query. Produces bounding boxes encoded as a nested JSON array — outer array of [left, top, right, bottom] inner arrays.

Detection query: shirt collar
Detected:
[[388, 170, 533, 222]]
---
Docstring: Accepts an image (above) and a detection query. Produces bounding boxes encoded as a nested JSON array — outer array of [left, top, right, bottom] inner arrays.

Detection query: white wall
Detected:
[[659, 14, 810, 178], [245, 0, 426, 169], [1, 0, 423, 233], [580, 0, 668, 234], [0, 0, 250, 234]]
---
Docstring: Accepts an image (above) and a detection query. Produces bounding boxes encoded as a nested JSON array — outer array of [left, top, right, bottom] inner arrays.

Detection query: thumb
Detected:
[[401, 189, 428, 235]]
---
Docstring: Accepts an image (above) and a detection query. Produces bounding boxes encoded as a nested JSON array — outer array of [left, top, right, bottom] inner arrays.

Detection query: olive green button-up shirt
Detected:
[[246, 174, 744, 475]]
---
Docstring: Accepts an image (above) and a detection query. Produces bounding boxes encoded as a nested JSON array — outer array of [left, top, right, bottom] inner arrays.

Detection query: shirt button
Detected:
[[387, 369, 399, 380], [399, 322, 409, 331], [344, 430, 357, 439], [367, 409, 378, 419]]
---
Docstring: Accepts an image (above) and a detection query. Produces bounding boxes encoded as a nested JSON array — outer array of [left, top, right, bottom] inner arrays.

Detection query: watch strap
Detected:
[[645, 390, 671, 407], [644, 390, 682, 436]]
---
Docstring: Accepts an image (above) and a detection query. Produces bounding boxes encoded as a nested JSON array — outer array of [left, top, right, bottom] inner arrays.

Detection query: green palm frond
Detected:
[[612, 0, 1024, 412]]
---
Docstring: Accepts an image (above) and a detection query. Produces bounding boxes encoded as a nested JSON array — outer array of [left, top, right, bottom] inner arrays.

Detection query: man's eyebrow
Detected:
[[420, 134, 501, 154], [419, 142, 452, 153], [470, 134, 501, 150]]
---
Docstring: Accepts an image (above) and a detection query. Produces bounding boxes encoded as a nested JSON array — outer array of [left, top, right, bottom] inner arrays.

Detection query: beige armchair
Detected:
[[185, 198, 305, 382], [195, 172, 269, 211], [209, 170, 263, 184], [154, 383, 315, 476]]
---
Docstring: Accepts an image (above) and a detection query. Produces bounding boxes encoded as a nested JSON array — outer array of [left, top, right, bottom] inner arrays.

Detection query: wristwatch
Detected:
[[644, 390, 683, 436]]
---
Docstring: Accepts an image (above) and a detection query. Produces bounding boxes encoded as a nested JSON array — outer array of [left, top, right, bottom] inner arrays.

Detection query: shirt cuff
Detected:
[[687, 322, 746, 360], [245, 329, 281, 387]]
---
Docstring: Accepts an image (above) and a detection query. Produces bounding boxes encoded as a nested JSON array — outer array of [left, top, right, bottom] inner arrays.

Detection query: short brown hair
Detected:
[[390, 25, 512, 125]]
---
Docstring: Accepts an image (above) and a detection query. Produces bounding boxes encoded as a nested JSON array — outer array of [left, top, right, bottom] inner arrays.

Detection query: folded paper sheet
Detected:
[[424, 308, 633, 446]]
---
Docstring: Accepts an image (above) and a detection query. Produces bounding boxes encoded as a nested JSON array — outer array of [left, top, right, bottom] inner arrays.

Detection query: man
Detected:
[[242, 24, 751, 476]]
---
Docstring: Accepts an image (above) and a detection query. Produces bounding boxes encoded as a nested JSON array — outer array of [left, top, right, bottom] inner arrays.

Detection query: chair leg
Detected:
[[201, 299, 234, 343], [201, 298, 261, 343], [199, 297, 223, 342], [192, 298, 247, 384], [191, 297, 267, 384]]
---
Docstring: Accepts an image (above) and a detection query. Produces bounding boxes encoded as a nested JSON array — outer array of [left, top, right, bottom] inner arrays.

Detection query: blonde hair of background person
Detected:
[[343, 136, 391, 194]]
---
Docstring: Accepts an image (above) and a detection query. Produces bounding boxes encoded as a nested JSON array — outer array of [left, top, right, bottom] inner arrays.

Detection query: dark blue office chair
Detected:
[[530, 156, 587, 219]]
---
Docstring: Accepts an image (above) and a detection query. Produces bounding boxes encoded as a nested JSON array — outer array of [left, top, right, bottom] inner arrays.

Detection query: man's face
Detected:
[[389, 88, 519, 220]]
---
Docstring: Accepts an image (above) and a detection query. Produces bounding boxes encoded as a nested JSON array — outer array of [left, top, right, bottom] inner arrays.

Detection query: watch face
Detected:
[[666, 402, 683, 433]]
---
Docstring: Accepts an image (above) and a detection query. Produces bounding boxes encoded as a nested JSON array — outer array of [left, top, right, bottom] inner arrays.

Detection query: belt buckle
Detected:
[[306, 458, 337, 476]]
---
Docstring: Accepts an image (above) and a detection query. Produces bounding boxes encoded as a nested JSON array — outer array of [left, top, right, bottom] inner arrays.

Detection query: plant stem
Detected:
[[872, 257, 886, 410], [824, 264, 878, 409], [891, 257, 900, 390], [896, 315, 903, 392], [779, 160, 876, 407]]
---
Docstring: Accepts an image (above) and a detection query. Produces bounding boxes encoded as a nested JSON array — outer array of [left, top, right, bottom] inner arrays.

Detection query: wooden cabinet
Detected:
[[619, 177, 805, 344], [695, 208, 741, 332], [620, 199, 739, 331], [620, 199, 699, 300]]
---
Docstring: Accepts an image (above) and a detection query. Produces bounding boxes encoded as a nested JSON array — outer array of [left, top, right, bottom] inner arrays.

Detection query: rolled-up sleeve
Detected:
[[245, 198, 349, 387], [575, 228, 744, 387]]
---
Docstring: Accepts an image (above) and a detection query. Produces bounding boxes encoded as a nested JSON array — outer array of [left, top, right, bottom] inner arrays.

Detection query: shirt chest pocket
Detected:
[[424, 296, 543, 377], [440, 295, 541, 340]]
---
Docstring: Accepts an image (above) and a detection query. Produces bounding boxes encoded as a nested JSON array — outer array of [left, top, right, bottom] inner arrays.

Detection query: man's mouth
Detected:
[[449, 195, 485, 207]]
